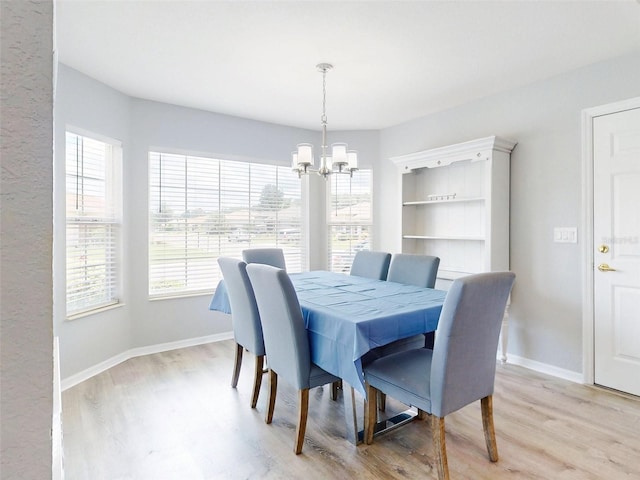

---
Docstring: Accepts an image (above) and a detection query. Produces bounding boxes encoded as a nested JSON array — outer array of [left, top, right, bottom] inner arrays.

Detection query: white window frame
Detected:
[[65, 130, 122, 318], [149, 151, 306, 299], [326, 169, 373, 273]]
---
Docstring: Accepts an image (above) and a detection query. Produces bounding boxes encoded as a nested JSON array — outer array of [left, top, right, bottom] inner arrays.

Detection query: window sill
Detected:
[[66, 301, 123, 321], [148, 291, 214, 302]]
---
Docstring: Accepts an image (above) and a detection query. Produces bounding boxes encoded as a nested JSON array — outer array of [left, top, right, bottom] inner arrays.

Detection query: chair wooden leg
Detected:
[[265, 370, 277, 424], [250, 355, 264, 408], [231, 343, 243, 388], [432, 415, 449, 480], [417, 408, 427, 420], [295, 388, 310, 454], [481, 395, 499, 462], [378, 392, 386, 411], [364, 382, 378, 444]]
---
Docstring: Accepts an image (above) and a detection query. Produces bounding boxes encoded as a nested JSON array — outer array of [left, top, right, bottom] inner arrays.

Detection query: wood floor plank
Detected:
[[62, 340, 640, 479]]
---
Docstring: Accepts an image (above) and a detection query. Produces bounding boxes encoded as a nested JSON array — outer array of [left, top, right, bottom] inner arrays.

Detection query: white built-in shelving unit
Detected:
[[391, 136, 516, 361]]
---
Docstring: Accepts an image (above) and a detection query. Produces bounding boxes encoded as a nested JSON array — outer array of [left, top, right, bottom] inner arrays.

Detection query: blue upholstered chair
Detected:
[[242, 248, 286, 270], [372, 254, 441, 410], [386, 254, 441, 348], [364, 272, 515, 480], [385, 253, 441, 350], [246, 263, 341, 454], [217, 257, 266, 409], [387, 253, 440, 288], [350, 250, 391, 280]]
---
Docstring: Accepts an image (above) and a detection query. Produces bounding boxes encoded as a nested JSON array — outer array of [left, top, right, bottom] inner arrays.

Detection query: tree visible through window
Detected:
[[327, 170, 373, 273], [149, 153, 304, 297], [65, 132, 122, 316]]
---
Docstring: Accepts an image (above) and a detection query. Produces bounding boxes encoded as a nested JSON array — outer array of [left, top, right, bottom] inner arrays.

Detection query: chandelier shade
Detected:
[[332, 143, 348, 168], [292, 63, 358, 179], [295, 143, 314, 167]]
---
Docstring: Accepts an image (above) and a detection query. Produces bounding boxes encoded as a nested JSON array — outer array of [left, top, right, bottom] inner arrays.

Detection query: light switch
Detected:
[[554, 227, 577, 243]]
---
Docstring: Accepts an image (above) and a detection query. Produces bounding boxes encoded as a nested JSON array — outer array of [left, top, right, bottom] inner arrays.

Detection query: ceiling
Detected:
[[55, 1, 640, 131]]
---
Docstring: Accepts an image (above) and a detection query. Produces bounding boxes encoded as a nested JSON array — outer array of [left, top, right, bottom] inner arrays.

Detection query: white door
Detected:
[[593, 106, 640, 396]]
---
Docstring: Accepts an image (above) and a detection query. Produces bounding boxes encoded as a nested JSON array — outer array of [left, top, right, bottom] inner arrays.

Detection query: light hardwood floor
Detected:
[[62, 340, 640, 479]]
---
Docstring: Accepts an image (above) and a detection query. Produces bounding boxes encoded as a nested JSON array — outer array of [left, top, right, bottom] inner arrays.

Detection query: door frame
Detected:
[[581, 96, 640, 384]]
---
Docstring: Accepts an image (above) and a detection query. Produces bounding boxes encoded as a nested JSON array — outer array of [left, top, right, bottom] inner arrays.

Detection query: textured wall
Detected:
[[1, 1, 54, 478]]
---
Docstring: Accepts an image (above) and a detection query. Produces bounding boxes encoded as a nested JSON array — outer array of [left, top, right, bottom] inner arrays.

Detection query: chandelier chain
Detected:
[[321, 68, 327, 124]]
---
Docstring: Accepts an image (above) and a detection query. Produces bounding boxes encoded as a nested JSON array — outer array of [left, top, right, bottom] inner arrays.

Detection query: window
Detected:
[[149, 152, 304, 297], [65, 132, 122, 316], [327, 169, 373, 273]]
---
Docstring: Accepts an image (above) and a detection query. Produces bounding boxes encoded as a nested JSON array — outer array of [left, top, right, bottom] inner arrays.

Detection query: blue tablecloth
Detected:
[[210, 271, 446, 396], [209, 281, 231, 313]]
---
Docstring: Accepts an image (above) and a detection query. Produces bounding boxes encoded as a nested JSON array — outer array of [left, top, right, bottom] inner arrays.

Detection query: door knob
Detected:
[[598, 244, 609, 253], [598, 263, 617, 272]]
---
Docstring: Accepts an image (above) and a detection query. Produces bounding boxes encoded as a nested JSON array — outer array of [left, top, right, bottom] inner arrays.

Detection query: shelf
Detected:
[[403, 234, 485, 241], [437, 269, 476, 281], [403, 197, 485, 206]]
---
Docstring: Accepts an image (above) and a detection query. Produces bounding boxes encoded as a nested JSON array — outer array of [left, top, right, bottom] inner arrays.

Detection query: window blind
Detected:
[[327, 170, 373, 273], [149, 152, 304, 297], [66, 132, 121, 315]]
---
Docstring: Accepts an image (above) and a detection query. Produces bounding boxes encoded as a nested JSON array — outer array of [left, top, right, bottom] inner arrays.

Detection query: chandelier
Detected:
[[292, 63, 358, 179]]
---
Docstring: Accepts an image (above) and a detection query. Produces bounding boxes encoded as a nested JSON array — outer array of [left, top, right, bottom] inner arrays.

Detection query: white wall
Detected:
[[54, 66, 380, 379], [0, 1, 54, 478], [54, 64, 134, 380], [377, 51, 640, 374]]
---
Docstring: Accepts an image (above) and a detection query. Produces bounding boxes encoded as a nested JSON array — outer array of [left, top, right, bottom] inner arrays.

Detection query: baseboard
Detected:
[[126, 332, 233, 359], [506, 354, 584, 384], [61, 333, 585, 391], [61, 331, 234, 391]]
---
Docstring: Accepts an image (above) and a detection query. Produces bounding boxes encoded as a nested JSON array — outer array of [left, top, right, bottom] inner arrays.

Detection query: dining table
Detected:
[[209, 270, 447, 444]]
